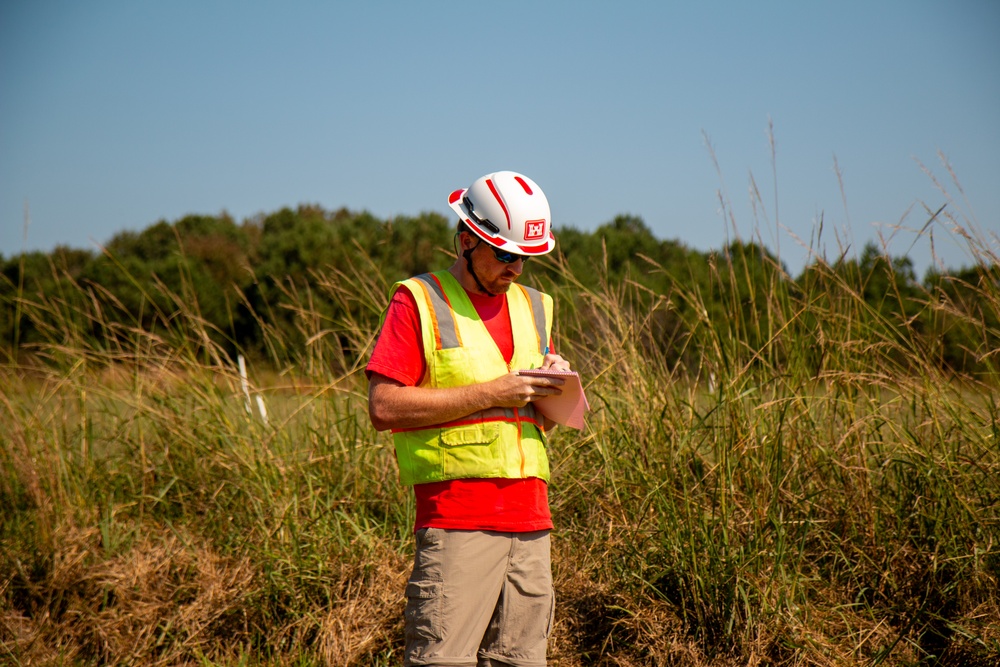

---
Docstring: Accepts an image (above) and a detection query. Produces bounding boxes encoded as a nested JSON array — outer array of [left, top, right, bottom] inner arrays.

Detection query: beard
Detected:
[[473, 264, 522, 296], [463, 240, 522, 296], [481, 276, 514, 294]]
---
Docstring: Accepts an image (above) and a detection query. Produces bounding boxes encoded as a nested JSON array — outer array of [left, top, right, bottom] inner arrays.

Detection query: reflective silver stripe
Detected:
[[520, 285, 548, 354], [413, 273, 460, 350], [440, 407, 519, 424], [438, 405, 543, 427], [480, 407, 519, 421], [521, 403, 542, 424], [478, 405, 542, 424]]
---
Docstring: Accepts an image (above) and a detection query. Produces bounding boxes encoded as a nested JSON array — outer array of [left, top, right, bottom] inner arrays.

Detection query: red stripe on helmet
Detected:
[[485, 178, 512, 230], [448, 188, 464, 204], [465, 219, 502, 244], [516, 231, 555, 254], [517, 242, 550, 254], [513, 176, 533, 194]]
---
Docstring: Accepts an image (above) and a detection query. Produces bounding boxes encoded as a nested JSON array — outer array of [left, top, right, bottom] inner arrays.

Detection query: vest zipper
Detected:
[[514, 407, 526, 477], [509, 361, 527, 477]]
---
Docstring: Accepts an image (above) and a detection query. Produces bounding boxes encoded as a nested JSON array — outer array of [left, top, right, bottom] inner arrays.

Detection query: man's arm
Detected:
[[368, 352, 571, 432]]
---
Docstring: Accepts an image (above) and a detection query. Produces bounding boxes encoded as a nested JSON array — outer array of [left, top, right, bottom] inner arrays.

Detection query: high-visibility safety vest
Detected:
[[387, 270, 554, 486]]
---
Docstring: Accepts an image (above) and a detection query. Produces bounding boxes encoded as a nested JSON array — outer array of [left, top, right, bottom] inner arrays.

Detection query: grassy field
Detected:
[[2, 235, 999, 665]]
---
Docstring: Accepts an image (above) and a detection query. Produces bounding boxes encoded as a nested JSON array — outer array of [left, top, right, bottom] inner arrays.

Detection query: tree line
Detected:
[[1, 205, 997, 379]]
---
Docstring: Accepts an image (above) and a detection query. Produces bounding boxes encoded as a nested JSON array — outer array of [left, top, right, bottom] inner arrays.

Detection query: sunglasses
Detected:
[[464, 237, 530, 264], [488, 246, 530, 264]]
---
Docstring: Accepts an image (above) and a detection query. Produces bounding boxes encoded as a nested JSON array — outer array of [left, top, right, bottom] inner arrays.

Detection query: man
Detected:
[[367, 170, 571, 666]]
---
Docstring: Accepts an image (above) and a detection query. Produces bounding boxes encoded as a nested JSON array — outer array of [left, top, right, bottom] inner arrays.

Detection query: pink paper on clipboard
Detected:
[[518, 369, 590, 430]]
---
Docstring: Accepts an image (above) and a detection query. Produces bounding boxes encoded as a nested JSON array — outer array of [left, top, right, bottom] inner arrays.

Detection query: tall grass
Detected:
[[2, 219, 998, 665], [533, 211, 999, 664]]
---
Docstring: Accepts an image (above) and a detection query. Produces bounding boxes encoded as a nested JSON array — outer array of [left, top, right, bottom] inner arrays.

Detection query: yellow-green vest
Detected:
[[388, 270, 553, 486]]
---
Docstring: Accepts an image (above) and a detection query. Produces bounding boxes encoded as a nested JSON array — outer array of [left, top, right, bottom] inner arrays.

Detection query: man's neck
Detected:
[[448, 261, 491, 297]]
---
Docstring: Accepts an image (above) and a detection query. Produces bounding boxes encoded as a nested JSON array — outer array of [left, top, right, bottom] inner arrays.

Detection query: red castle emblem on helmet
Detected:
[[524, 219, 546, 241]]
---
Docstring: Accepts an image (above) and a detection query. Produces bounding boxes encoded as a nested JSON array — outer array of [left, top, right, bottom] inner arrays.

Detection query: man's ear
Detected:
[[459, 231, 478, 251]]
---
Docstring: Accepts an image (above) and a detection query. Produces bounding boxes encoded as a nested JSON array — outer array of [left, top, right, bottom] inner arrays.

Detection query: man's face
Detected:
[[465, 234, 524, 295]]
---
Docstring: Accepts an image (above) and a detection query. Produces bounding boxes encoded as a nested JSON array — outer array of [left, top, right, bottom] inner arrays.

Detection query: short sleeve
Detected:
[[365, 286, 426, 387]]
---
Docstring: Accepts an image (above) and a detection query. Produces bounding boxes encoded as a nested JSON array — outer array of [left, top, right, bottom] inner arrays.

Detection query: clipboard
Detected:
[[518, 368, 590, 430]]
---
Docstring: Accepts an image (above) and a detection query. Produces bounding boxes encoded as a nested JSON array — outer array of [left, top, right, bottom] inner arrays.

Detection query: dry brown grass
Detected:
[[3, 524, 253, 665], [2, 523, 413, 666]]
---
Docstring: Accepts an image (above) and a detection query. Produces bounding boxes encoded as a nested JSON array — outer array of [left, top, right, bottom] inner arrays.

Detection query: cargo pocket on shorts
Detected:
[[404, 579, 443, 642]]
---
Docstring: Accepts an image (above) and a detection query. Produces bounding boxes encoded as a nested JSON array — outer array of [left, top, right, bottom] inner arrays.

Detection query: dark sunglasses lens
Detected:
[[493, 248, 528, 263]]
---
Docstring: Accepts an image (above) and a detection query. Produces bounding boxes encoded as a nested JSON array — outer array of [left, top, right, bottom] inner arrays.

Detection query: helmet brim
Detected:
[[448, 188, 556, 256]]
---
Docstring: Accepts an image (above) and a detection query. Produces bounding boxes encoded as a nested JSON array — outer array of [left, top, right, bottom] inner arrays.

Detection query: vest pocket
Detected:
[[430, 347, 477, 386], [439, 422, 503, 477]]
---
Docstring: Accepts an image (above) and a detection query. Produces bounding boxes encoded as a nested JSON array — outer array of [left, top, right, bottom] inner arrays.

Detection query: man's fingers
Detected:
[[499, 372, 565, 407], [524, 375, 565, 386], [524, 376, 564, 399], [539, 353, 571, 371]]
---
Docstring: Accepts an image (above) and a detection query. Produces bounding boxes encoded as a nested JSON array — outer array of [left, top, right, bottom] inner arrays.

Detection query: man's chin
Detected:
[[474, 275, 516, 296], [492, 281, 514, 294]]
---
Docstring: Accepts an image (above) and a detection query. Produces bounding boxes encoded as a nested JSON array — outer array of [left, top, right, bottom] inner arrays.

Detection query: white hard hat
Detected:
[[448, 171, 556, 256]]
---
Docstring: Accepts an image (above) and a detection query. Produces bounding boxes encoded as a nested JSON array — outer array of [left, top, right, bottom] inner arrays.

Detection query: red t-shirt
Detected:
[[366, 282, 552, 533]]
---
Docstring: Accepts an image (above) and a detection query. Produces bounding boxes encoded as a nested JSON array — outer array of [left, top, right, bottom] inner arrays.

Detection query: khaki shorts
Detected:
[[404, 528, 554, 667]]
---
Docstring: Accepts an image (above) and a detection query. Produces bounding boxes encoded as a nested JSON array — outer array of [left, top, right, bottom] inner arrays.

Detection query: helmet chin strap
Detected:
[[462, 240, 497, 297]]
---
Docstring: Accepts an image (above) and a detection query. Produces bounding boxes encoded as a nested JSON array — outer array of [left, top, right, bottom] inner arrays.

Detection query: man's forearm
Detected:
[[368, 369, 566, 432], [368, 377, 500, 431]]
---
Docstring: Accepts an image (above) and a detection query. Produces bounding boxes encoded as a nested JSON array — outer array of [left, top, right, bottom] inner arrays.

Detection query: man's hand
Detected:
[[488, 371, 565, 408], [369, 370, 564, 431], [539, 353, 571, 371]]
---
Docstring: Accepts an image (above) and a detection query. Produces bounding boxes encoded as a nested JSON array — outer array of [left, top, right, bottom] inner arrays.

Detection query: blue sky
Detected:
[[2, 1, 998, 277]]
